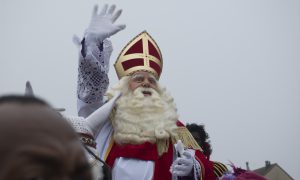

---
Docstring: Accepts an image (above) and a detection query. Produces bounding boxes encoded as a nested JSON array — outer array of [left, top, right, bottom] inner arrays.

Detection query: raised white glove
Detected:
[[171, 141, 194, 177], [85, 4, 126, 44], [86, 91, 122, 136]]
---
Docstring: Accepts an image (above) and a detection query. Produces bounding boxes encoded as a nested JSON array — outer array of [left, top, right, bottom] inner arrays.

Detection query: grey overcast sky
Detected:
[[1, 0, 299, 179]]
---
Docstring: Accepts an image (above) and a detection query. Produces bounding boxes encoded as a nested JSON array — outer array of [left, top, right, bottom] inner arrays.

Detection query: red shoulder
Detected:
[[195, 150, 217, 180], [176, 120, 185, 127]]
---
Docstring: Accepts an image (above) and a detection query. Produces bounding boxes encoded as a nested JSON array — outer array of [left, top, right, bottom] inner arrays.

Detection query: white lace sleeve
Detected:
[[77, 38, 113, 118]]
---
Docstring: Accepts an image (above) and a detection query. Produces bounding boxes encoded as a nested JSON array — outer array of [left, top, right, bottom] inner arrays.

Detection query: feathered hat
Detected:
[[114, 31, 163, 79]]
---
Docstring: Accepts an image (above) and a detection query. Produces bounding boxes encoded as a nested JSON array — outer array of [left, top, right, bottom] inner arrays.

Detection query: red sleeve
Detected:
[[195, 150, 217, 180]]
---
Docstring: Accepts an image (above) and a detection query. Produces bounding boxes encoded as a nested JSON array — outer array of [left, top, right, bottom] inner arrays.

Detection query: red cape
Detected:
[[106, 121, 216, 180]]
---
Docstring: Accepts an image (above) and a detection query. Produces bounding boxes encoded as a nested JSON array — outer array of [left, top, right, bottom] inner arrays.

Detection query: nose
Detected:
[[141, 79, 150, 88]]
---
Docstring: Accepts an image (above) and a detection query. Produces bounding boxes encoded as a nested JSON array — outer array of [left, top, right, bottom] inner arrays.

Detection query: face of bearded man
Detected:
[[106, 75, 179, 145]]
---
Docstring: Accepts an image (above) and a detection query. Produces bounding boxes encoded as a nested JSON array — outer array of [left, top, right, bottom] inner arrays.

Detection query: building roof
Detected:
[[253, 163, 294, 180]]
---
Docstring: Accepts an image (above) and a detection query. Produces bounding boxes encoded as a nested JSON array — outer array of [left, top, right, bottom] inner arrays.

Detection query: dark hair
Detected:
[[0, 95, 49, 106], [186, 123, 212, 157]]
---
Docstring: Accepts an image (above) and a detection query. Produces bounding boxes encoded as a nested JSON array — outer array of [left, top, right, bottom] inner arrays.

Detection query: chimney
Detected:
[[246, 161, 250, 170], [265, 160, 271, 169]]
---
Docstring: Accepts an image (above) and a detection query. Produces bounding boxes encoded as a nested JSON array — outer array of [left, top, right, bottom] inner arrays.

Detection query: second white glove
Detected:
[[171, 150, 194, 177]]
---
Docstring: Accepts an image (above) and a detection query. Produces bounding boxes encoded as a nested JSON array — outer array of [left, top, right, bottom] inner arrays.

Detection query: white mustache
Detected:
[[133, 87, 158, 97]]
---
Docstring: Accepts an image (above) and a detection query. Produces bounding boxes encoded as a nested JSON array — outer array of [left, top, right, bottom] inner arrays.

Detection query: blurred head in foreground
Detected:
[[0, 95, 92, 180]]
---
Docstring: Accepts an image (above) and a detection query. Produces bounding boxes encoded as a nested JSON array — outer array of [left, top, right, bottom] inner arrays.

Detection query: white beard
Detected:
[[106, 78, 179, 145]]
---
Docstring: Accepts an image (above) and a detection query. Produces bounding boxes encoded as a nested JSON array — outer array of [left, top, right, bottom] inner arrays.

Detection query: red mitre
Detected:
[[114, 31, 163, 79]]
